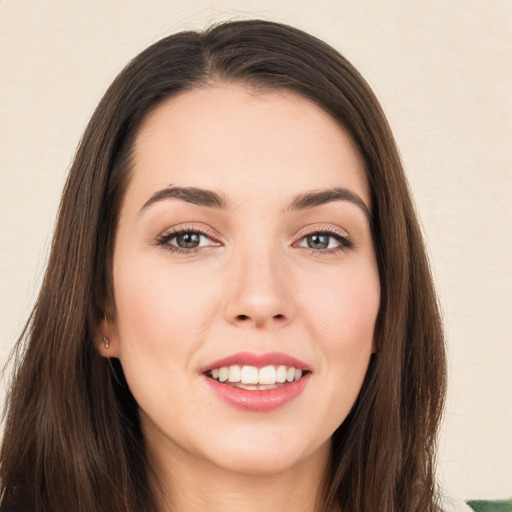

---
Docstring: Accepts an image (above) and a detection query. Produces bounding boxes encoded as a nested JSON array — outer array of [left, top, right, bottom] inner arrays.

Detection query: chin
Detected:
[[202, 431, 330, 477]]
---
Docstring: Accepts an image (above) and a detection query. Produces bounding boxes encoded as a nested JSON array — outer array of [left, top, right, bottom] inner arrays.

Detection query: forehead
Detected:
[[126, 83, 369, 210]]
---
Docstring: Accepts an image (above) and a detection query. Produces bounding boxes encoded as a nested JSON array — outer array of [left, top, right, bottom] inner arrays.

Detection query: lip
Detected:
[[200, 351, 312, 412], [200, 351, 311, 373], [202, 372, 311, 412]]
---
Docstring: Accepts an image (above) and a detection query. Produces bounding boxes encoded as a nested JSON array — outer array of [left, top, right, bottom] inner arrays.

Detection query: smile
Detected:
[[207, 365, 305, 389], [202, 352, 312, 411]]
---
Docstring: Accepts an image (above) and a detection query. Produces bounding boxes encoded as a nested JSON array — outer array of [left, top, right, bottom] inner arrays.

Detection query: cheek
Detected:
[[290, 266, 379, 440], [299, 265, 380, 348], [110, 263, 218, 419], [112, 260, 219, 360], [319, 283, 378, 380], [299, 263, 379, 396]]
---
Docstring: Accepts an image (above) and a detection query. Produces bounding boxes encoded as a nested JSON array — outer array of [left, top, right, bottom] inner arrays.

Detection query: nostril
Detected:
[[234, 313, 286, 324]]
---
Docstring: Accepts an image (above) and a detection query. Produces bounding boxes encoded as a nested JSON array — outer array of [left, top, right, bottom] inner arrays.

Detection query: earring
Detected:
[[102, 336, 110, 349]]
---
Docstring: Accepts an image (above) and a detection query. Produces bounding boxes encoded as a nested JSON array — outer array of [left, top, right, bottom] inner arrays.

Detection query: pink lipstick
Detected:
[[201, 351, 311, 412]]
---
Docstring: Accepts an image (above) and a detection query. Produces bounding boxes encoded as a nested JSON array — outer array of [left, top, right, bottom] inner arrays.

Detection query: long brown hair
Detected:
[[1, 20, 446, 512]]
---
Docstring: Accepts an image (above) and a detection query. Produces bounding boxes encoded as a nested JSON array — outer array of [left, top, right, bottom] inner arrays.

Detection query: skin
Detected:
[[99, 83, 380, 512]]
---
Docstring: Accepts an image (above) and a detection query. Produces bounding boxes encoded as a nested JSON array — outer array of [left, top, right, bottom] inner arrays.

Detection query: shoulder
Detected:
[[439, 493, 474, 512]]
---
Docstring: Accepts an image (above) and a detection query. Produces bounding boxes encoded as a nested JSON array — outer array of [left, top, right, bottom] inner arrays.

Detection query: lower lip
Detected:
[[202, 374, 311, 412]]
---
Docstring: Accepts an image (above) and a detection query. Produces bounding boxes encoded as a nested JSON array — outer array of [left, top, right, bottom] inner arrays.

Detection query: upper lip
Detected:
[[201, 351, 311, 373]]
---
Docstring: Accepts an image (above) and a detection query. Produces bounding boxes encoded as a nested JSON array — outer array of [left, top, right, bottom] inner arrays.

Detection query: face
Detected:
[[102, 84, 380, 478]]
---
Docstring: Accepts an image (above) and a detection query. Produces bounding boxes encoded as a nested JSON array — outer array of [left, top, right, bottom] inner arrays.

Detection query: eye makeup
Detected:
[[153, 223, 354, 256], [153, 225, 221, 254]]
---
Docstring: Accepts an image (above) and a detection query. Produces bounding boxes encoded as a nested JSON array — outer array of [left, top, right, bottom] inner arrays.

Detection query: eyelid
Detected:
[[293, 224, 350, 240], [158, 223, 220, 239], [153, 223, 222, 251], [292, 224, 354, 252]]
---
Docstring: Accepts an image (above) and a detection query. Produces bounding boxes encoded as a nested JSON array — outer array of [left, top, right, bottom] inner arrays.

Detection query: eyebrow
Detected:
[[287, 187, 371, 219], [140, 186, 227, 212], [139, 185, 371, 219]]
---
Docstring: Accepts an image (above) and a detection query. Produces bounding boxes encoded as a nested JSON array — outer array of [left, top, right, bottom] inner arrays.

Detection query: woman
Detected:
[[1, 20, 448, 511]]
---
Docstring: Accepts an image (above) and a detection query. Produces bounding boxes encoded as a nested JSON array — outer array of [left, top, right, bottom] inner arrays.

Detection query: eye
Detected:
[[155, 228, 220, 253], [295, 230, 353, 253], [172, 232, 205, 249]]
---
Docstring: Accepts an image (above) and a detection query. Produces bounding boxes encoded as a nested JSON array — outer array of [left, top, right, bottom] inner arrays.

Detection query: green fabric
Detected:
[[466, 500, 512, 512]]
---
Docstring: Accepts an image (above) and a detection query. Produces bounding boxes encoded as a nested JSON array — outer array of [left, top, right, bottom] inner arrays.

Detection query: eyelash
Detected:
[[294, 227, 354, 254], [154, 226, 354, 255], [154, 225, 220, 255]]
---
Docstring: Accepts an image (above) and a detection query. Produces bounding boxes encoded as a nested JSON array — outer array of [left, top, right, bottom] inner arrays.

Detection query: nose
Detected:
[[224, 247, 294, 329]]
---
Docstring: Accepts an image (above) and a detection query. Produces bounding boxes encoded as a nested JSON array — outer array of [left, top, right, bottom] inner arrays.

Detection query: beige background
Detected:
[[1, 0, 510, 501]]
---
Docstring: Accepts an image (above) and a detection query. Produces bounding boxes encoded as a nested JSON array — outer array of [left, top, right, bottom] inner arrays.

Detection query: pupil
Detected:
[[307, 234, 329, 249], [177, 232, 200, 248]]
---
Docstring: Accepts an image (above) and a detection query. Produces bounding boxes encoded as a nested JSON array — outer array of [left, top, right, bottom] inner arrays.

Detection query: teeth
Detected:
[[259, 365, 276, 385], [276, 365, 287, 383], [240, 365, 259, 384], [218, 367, 228, 382], [228, 365, 241, 382], [209, 364, 305, 385]]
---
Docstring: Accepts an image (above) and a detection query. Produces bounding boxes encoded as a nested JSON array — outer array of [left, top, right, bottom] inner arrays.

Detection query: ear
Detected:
[[96, 315, 121, 358]]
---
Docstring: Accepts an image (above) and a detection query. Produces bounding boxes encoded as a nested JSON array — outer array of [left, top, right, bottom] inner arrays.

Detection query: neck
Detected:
[[147, 438, 332, 512]]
